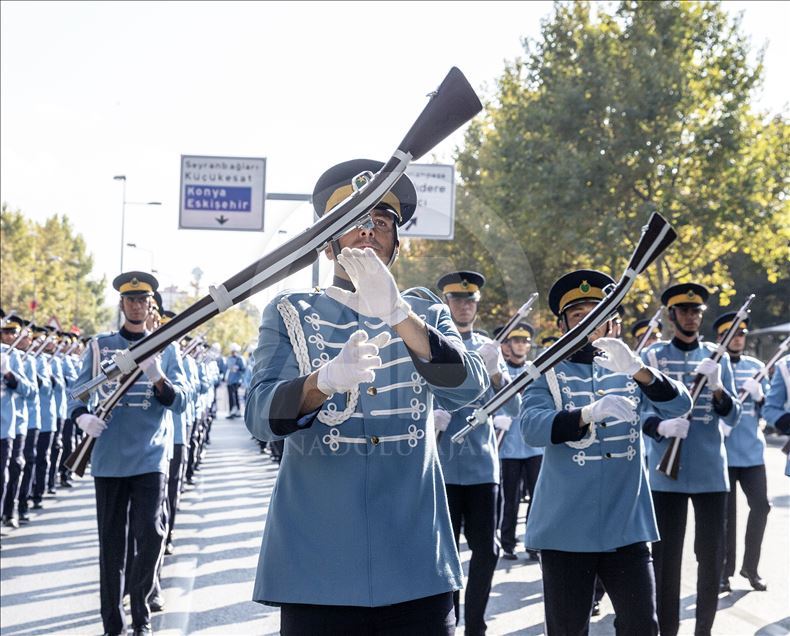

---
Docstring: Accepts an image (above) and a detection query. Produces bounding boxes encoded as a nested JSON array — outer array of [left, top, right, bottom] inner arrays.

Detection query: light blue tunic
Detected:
[[521, 357, 692, 552], [49, 355, 68, 421], [436, 332, 518, 485], [1, 345, 35, 440], [724, 356, 769, 467], [37, 355, 57, 433], [18, 356, 40, 435], [762, 354, 790, 477], [225, 353, 246, 385], [643, 339, 742, 493], [499, 360, 543, 460], [245, 290, 488, 607], [68, 332, 187, 477]]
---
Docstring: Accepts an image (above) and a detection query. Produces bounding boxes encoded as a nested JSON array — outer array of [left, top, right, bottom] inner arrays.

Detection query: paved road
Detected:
[[1, 416, 788, 635]]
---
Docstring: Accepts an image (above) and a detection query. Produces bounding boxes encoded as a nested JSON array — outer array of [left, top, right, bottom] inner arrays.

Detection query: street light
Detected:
[[114, 175, 161, 273], [125, 242, 156, 273]]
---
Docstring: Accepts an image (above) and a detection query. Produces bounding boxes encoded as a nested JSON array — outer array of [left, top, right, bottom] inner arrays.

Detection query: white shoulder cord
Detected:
[[779, 359, 790, 410], [276, 297, 359, 426], [547, 367, 597, 450]]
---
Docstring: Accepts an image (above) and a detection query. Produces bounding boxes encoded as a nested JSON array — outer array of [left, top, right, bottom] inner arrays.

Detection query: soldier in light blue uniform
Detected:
[[762, 354, 790, 477], [630, 317, 663, 350], [1, 314, 36, 530], [68, 271, 187, 636], [56, 332, 82, 490], [520, 270, 692, 635], [245, 159, 488, 635], [30, 327, 60, 509], [225, 343, 245, 418], [712, 312, 771, 593], [492, 322, 542, 562], [642, 283, 742, 636], [433, 270, 517, 636]]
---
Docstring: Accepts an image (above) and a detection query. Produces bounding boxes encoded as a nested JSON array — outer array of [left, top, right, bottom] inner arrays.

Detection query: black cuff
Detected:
[[4, 373, 18, 390], [154, 379, 176, 407], [37, 376, 43, 388], [713, 390, 734, 417], [638, 369, 678, 403], [643, 415, 663, 441], [408, 325, 467, 388], [70, 405, 89, 421], [774, 413, 790, 435], [551, 409, 588, 444], [270, 376, 319, 436]]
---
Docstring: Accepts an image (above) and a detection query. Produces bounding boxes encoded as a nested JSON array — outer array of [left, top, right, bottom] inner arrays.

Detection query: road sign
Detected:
[[400, 163, 455, 240], [179, 155, 266, 231]]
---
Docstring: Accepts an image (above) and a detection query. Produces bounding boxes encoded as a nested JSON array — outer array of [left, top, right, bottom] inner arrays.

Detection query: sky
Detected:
[[2, 1, 788, 314]]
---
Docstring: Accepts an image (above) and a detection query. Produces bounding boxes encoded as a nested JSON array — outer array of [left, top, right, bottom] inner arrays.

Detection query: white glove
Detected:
[[657, 417, 690, 439], [477, 341, 502, 376], [76, 413, 107, 439], [720, 421, 733, 438], [593, 337, 645, 376], [580, 395, 637, 424], [742, 377, 764, 402], [317, 330, 390, 395], [433, 409, 452, 433], [694, 358, 723, 391], [139, 355, 164, 383], [493, 415, 512, 431], [0, 354, 9, 376], [325, 247, 410, 326]]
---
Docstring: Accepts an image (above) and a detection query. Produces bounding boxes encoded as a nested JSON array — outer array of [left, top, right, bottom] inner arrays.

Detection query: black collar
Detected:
[[332, 275, 355, 293], [569, 343, 597, 365], [671, 336, 700, 351], [120, 326, 147, 342], [729, 354, 742, 364]]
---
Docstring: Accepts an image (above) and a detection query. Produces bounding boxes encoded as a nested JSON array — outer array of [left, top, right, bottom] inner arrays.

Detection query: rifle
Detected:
[[635, 307, 663, 354], [737, 334, 790, 403], [657, 294, 756, 479], [65, 333, 206, 477], [494, 293, 539, 344], [451, 212, 676, 444], [71, 67, 482, 403]]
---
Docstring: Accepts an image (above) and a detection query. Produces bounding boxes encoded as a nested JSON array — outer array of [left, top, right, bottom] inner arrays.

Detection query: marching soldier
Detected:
[[642, 283, 742, 636], [631, 318, 663, 350], [434, 270, 517, 635], [225, 343, 245, 418], [712, 312, 770, 593], [1, 314, 36, 530], [30, 327, 60, 509], [68, 271, 187, 636], [493, 322, 542, 562], [762, 353, 790, 477], [244, 159, 488, 634], [520, 270, 692, 635]]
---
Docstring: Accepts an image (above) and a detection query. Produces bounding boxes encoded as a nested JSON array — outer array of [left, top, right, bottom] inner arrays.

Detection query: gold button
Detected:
[[367, 387, 378, 396], [371, 436, 380, 445]]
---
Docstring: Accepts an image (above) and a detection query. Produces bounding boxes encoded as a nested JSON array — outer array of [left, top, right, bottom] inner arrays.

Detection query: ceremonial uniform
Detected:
[[246, 159, 488, 635], [521, 270, 692, 635], [31, 335, 59, 507], [68, 272, 187, 636], [225, 347, 245, 417], [763, 354, 790, 476], [643, 284, 742, 636]]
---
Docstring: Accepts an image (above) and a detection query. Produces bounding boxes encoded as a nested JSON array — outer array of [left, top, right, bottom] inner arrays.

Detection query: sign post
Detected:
[[400, 163, 455, 240]]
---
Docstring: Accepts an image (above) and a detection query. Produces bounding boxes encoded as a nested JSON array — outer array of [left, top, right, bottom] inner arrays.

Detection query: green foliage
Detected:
[[1, 204, 112, 334], [399, 1, 789, 334]]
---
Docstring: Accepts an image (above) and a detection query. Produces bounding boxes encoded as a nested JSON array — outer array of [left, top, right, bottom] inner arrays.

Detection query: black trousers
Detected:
[[48, 418, 63, 489], [652, 491, 727, 636], [280, 592, 455, 636], [59, 417, 77, 477], [228, 382, 240, 412], [724, 465, 770, 578], [445, 483, 500, 636], [18, 429, 39, 514], [500, 456, 542, 552], [32, 430, 54, 502], [0, 437, 11, 515], [3, 433, 26, 519], [94, 472, 166, 634], [540, 542, 658, 635], [166, 443, 186, 542]]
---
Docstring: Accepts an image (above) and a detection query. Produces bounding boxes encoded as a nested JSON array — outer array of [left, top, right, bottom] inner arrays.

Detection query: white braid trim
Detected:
[[276, 297, 359, 426]]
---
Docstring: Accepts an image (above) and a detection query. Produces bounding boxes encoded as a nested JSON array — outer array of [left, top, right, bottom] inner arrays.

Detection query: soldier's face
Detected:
[[672, 305, 703, 333], [0, 331, 16, 345], [509, 337, 531, 358], [447, 295, 478, 327], [121, 295, 151, 323], [723, 331, 746, 353], [333, 210, 397, 264], [562, 302, 612, 341]]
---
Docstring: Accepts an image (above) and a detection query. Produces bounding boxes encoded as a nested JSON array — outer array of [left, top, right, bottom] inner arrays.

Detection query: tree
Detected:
[[398, 1, 789, 335], [1, 204, 112, 334], [169, 294, 260, 355]]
